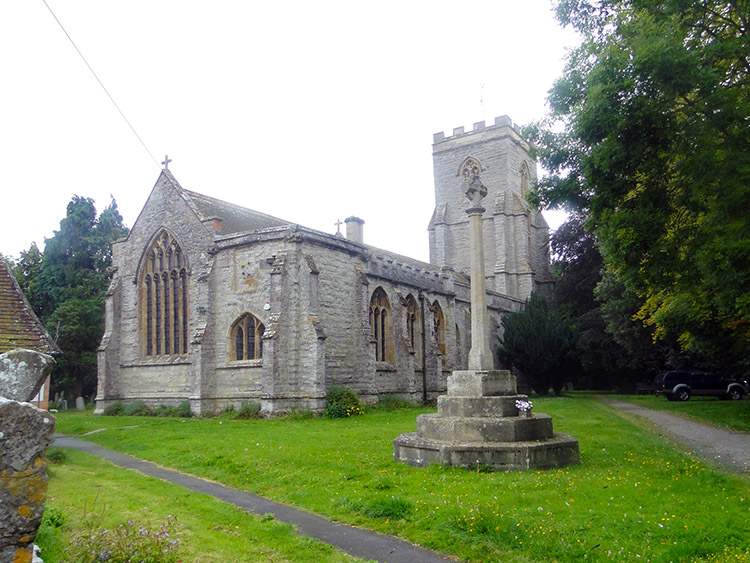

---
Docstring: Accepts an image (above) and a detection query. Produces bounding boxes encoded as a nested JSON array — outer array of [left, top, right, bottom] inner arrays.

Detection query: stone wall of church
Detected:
[[200, 242, 275, 410]]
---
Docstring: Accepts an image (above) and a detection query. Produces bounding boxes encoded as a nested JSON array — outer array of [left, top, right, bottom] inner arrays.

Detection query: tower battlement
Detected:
[[432, 115, 528, 151]]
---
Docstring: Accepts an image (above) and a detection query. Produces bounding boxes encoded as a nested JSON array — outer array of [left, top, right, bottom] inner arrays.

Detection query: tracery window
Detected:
[[141, 231, 188, 357], [405, 294, 421, 362], [460, 157, 482, 181], [369, 287, 393, 362], [231, 313, 265, 361]]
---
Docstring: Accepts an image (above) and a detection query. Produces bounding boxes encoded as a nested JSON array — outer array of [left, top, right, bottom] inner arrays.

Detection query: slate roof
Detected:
[[0, 258, 60, 355], [163, 171, 291, 235]]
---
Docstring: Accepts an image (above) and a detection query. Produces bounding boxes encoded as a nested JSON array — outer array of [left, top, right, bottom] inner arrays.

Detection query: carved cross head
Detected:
[[465, 174, 487, 206]]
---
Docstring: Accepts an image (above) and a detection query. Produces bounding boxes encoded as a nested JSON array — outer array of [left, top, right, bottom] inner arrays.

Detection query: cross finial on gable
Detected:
[[161, 155, 172, 170], [334, 219, 343, 235]]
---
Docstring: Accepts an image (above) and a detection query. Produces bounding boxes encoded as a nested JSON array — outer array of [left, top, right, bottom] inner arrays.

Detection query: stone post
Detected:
[[465, 176, 494, 370], [0, 349, 56, 563]]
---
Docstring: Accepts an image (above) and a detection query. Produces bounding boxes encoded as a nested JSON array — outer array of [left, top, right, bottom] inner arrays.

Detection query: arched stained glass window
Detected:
[[141, 230, 188, 358], [231, 313, 265, 361], [369, 287, 393, 362]]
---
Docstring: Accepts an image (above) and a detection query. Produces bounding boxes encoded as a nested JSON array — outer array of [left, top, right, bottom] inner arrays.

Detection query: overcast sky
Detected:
[[1, 1, 578, 262]]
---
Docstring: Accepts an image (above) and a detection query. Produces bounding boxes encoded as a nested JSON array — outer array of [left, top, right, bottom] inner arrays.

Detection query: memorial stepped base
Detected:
[[393, 370, 579, 471]]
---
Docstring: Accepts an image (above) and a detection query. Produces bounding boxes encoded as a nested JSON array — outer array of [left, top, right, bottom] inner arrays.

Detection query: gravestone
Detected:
[[0, 349, 57, 563], [75, 396, 85, 411]]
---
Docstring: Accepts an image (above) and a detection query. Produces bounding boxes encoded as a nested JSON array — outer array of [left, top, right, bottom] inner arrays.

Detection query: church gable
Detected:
[[122, 171, 213, 253]]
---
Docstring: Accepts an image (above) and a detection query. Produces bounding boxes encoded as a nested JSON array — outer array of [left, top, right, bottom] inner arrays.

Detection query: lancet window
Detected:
[[369, 287, 393, 362], [520, 161, 530, 194], [231, 313, 265, 361], [405, 294, 421, 362], [141, 231, 188, 358], [455, 323, 462, 368], [431, 300, 446, 362]]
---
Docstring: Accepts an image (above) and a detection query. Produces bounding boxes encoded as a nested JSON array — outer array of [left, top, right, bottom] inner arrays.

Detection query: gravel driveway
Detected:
[[601, 398, 750, 473]]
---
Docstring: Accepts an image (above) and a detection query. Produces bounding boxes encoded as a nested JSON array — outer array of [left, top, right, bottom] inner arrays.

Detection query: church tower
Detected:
[[428, 116, 552, 300]]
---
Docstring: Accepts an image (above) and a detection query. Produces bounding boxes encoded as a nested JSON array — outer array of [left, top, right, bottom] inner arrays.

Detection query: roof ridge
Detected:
[[178, 186, 291, 225]]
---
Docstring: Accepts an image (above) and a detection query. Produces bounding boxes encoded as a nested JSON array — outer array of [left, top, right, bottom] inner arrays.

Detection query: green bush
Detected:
[[377, 394, 411, 411], [42, 506, 65, 528], [235, 402, 262, 420], [151, 401, 193, 418], [45, 448, 69, 465], [123, 400, 152, 416], [173, 401, 192, 417], [284, 408, 317, 420], [102, 401, 125, 416], [324, 386, 364, 419], [35, 506, 66, 561]]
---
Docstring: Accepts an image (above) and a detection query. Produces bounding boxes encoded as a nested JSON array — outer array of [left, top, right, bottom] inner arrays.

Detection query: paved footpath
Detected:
[[53, 435, 455, 563], [600, 398, 750, 473]]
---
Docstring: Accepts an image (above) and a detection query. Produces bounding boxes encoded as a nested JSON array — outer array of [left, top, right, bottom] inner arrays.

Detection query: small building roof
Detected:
[[0, 258, 60, 355]]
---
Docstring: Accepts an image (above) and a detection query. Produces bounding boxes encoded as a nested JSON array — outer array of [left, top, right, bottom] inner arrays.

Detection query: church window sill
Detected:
[[123, 357, 191, 368], [220, 359, 263, 369], [376, 362, 396, 372]]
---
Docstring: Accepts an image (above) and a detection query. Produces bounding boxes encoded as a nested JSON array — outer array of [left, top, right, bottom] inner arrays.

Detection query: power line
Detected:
[[41, 0, 162, 170]]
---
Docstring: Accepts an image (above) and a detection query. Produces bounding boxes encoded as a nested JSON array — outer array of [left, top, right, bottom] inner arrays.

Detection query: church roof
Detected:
[[163, 171, 291, 235], [0, 258, 60, 355]]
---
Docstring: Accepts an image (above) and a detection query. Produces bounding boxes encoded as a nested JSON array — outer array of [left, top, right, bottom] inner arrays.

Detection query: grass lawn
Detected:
[[51, 396, 750, 563], [607, 393, 750, 433], [39, 448, 365, 563]]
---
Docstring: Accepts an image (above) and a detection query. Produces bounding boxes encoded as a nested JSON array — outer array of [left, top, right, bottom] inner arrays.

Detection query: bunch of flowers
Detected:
[[66, 515, 180, 563], [515, 399, 533, 413]]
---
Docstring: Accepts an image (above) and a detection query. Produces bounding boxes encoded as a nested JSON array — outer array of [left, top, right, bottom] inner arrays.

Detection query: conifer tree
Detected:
[[32, 196, 129, 398]]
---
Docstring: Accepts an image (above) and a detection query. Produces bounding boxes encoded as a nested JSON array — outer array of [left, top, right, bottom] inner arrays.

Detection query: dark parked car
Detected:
[[653, 371, 749, 401]]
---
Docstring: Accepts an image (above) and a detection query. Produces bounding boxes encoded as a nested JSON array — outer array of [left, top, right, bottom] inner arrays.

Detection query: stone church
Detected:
[[95, 116, 552, 415]]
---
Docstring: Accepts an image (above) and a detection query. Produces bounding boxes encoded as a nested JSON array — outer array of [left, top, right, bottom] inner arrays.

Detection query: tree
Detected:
[[35, 196, 128, 398], [498, 292, 580, 395], [11, 242, 44, 316], [550, 214, 631, 389], [528, 0, 750, 374]]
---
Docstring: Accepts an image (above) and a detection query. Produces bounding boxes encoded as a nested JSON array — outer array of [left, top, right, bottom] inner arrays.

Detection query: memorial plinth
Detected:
[[393, 369, 579, 471]]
